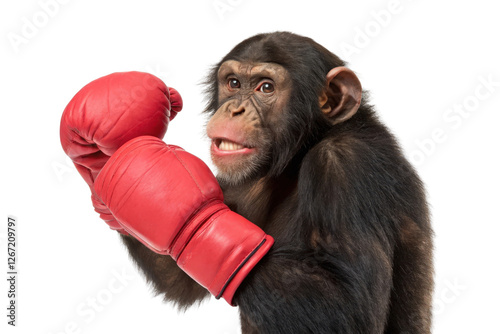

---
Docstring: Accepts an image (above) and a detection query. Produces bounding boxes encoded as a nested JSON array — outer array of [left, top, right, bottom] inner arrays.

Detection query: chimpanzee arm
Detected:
[[235, 138, 398, 334], [121, 235, 210, 310]]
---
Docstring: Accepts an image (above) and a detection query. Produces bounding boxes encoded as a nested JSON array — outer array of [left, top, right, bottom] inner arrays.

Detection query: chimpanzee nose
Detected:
[[229, 104, 245, 117]]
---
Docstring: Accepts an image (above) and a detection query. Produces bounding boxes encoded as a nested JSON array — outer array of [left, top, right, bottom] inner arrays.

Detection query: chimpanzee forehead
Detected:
[[218, 60, 289, 84]]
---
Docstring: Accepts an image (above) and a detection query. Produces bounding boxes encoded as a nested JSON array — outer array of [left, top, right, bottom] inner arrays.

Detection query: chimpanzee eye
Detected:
[[228, 78, 240, 89], [259, 82, 275, 94]]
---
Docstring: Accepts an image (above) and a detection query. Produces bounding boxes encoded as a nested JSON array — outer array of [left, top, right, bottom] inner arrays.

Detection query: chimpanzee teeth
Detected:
[[219, 140, 244, 151]]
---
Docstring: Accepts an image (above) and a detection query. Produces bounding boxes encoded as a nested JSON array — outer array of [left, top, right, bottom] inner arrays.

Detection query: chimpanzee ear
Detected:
[[319, 67, 362, 125]]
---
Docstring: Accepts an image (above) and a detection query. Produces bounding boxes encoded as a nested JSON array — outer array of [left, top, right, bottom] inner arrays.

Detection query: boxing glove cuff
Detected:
[[174, 202, 274, 305]]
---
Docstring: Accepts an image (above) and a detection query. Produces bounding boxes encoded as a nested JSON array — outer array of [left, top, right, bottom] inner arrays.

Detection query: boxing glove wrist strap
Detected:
[[174, 204, 273, 305]]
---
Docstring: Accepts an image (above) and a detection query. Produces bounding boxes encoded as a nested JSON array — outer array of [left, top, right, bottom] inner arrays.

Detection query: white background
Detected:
[[1, 0, 499, 333]]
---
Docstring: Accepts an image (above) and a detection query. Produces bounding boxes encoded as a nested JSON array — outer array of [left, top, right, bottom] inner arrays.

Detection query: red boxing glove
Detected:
[[60, 72, 182, 233], [94, 136, 274, 305]]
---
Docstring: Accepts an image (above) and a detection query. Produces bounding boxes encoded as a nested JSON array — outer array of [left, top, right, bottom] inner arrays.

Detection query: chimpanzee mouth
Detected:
[[212, 138, 254, 154], [217, 139, 245, 151]]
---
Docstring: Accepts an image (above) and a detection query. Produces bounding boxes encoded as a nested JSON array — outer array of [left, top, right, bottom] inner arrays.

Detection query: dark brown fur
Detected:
[[122, 32, 434, 333]]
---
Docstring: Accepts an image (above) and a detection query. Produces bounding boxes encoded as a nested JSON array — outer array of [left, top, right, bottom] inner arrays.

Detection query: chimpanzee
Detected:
[[61, 31, 433, 334]]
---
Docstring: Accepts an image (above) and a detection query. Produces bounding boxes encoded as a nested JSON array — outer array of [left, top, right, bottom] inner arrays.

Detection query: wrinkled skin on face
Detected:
[[206, 60, 293, 185]]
